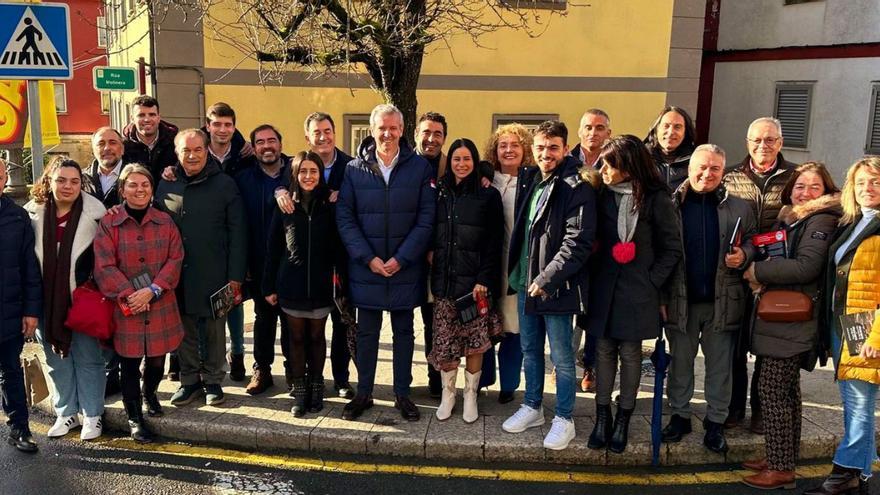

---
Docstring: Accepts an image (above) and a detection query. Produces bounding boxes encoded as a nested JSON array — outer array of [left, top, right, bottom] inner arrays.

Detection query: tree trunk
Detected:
[[383, 47, 424, 137]]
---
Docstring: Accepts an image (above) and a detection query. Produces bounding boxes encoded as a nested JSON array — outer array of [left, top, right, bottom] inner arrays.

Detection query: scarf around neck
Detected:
[[607, 181, 639, 243], [42, 195, 83, 356]]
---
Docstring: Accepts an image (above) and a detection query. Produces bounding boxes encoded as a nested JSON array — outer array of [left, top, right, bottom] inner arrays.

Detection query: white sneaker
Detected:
[[543, 416, 576, 450], [80, 416, 103, 441], [47, 415, 80, 438], [502, 404, 545, 433]]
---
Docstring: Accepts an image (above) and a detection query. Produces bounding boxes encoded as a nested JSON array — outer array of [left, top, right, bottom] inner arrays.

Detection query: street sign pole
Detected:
[[26, 79, 42, 180]]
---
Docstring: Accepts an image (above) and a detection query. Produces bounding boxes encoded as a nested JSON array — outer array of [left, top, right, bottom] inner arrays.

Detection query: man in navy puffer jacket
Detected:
[[0, 159, 41, 452], [336, 104, 435, 422]]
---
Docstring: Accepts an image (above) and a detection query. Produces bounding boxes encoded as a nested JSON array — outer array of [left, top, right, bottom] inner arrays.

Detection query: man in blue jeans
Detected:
[[501, 121, 596, 450], [0, 159, 42, 453]]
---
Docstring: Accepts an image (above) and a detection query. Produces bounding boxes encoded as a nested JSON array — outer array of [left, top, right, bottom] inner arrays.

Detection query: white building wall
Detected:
[[718, 0, 880, 50], [708, 57, 880, 181]]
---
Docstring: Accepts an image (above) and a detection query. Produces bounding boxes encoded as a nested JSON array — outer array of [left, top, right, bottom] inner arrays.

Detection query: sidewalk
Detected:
[[24, 301, 875, 467]]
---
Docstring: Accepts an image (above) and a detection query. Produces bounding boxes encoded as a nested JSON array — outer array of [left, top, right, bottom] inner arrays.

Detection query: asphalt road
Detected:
[[0, 420, 873, 495]]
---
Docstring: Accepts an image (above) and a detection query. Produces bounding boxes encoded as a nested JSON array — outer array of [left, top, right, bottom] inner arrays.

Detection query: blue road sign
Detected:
[[0, 2, 71, 80]]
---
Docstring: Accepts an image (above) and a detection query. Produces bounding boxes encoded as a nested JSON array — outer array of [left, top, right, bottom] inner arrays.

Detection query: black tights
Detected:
[[120, 355, 166, 403], [284, 315, 327, 379]]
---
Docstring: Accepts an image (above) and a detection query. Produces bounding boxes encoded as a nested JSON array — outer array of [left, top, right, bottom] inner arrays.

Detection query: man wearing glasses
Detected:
[[722, 116, 796, 436]]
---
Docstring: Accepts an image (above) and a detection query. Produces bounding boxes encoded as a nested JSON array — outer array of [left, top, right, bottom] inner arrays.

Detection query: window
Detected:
[[492, 114, 560, 132], [774, 83, 813, 149], [97, 16, 107, 48], [53, 83, 67, 114], [343, 114, 371, 156], [867, 84, 880, 154], [100, 91, 111, 115], [501, 0, 566, 10]]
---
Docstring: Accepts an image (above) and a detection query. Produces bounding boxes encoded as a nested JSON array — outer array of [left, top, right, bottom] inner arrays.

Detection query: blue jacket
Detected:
[[0, 196, 42, 344], [336, 136, 436, 310], [234, 156, 291, 292]]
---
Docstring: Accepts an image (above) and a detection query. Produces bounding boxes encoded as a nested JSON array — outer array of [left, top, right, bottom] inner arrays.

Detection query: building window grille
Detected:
[[774, 83, 813, 149]]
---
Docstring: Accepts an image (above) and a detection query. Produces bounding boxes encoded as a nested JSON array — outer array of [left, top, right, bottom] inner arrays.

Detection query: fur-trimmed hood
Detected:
[[578, 166, 601, 189], [777, 192, 842, 226]]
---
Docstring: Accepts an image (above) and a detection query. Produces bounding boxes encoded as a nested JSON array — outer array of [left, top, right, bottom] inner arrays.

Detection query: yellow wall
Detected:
[[202, 0, 674, 78], [205, 84, 666, 155]]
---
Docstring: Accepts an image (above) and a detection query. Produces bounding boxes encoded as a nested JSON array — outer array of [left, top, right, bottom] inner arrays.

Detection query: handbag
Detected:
[[756, 289, 813, 322], [64, 279, 116, 340], [21, 351, 49, 407]]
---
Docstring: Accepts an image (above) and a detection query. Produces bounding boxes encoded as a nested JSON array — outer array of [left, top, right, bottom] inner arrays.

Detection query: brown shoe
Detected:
[[742, 458, 768, 472], [245, 368, 274, 395], [580, 368, 596, 393], [742, 470, 796, 490], [724, 409, 744, 429]]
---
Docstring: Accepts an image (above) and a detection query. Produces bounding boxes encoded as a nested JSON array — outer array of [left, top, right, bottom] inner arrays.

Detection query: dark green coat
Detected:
[[664, 183, 757, 335], [155, 160, 247, 317]]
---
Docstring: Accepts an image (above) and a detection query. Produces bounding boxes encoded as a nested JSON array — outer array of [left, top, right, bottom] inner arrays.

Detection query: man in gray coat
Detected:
[[661, 144, 757, 454], [156, 129, 247, 408]]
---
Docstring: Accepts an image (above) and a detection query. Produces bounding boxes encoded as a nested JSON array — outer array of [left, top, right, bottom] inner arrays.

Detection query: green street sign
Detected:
[[92, 66, 137, 91]]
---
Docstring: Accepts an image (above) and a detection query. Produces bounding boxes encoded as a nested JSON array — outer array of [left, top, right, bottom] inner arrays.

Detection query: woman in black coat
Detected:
[[264, 151, 343, 417], [428, 138, 504, 424], [586, 135, 682, 453]]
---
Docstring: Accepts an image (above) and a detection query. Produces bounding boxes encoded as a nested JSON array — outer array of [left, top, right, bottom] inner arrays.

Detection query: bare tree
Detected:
[[149, 0, 577, 129]]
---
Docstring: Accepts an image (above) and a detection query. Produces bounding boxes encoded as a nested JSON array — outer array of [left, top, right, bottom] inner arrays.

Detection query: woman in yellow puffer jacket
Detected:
[[806, 156, 880, 495]]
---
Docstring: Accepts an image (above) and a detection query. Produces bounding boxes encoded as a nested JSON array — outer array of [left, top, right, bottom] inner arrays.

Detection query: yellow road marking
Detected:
[[30, 418, 878, 486]]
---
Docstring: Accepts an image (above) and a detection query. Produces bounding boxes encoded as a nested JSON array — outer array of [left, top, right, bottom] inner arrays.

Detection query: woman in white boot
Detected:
[[427, 138, 505, 423]]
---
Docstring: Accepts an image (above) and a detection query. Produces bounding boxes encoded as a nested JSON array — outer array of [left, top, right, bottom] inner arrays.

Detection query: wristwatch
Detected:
[[149, 283, 163, 299]]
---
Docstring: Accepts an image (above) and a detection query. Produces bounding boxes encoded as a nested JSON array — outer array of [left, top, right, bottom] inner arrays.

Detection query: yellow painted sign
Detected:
[[0, 78, 59, 147]]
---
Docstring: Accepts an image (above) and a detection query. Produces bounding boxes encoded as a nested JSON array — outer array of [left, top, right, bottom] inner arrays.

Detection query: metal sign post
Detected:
[[26, 79, 42, 179]]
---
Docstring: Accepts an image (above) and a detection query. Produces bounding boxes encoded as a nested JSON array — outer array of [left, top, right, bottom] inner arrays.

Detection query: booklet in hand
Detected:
[[455, 291, 492, 325], [210, 283, 241, 320], [839, 310, 876, 357]]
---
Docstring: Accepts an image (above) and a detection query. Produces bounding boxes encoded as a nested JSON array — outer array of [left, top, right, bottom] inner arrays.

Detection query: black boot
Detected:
[[587, 403, 614, 450], [308, 376, 325, 413], [7, 426, 38, 453], [104, 365, 121, 398], [167, 354, 180, 381], [702, 418, 729, 454], [123, 399, 153, 443], [661, 414, 692, 443], [142, 366, 164, 417], [228, 353, 246, 382], [608, 406, 633, 454], [803, 464, 861, 495], [290, 376, 310, 417]]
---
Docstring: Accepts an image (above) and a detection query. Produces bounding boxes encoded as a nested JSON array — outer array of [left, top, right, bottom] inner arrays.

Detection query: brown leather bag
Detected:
[[757, 290, 813, 322]]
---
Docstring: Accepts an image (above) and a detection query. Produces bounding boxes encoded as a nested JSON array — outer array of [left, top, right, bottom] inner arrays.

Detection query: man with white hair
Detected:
[[336, 104, 436, 421], [722, 117, 796, 434], [662, 144, 757, 453]]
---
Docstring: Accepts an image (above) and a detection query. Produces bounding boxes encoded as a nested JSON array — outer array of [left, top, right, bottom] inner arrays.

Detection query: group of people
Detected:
[[1, 95, 878, 494]]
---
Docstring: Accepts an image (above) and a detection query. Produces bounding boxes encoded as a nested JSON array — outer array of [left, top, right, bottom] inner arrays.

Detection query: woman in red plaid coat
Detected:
[[94, 164, 184, 443]]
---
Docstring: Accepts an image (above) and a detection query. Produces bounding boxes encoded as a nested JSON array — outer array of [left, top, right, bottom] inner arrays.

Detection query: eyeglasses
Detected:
[[747, 137, 780, 147]]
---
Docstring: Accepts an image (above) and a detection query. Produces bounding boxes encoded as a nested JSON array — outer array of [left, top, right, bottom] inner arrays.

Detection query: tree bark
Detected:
[[381, 47, 424, 135]]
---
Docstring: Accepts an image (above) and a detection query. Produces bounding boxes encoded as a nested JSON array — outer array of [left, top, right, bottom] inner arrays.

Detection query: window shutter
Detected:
[[774, 84, 812, 148], [868, 85, 880, 154]]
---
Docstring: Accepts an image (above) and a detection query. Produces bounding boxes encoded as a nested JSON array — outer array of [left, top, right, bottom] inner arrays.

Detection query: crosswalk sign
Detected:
[[0, 3, 71, 80]]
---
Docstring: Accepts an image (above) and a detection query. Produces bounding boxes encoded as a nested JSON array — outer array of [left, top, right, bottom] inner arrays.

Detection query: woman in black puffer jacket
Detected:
[[264, 151, 344, 417], [428, 138, 504, 424]]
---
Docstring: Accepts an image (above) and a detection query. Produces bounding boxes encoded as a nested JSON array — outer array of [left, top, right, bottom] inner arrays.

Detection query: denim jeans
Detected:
[[831, 329, 879, 477], [355, 308, 414, 397], [226, 304, 245, 355], [517, 292, 575, 419], [37, 328, 106, 417], [0, 335, 28, 429]]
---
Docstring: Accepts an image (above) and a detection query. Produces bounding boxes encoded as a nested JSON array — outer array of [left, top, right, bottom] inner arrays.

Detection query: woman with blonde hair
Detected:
[[25, 157, 107, 441], [805, 157, 880, 495], [485, 123, 534, 404]]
